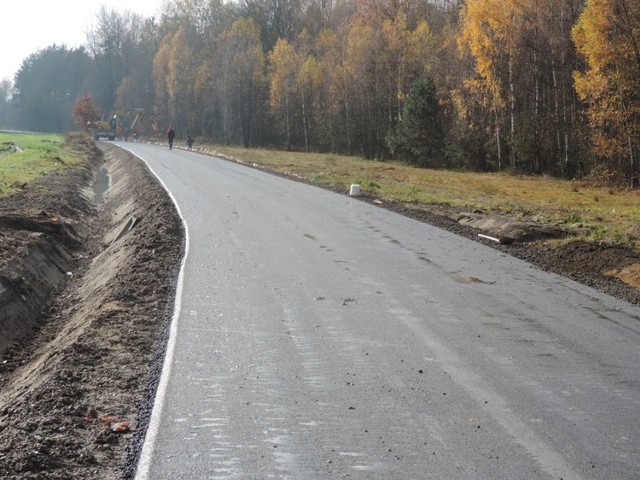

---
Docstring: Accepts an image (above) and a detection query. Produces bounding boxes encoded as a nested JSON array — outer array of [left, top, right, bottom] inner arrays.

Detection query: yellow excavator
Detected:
[[88, 108, 144, 141]]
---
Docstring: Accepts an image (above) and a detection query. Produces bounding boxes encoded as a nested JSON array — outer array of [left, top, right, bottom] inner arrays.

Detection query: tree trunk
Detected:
[[509, 19, 516, 169], [628, 135, 638, 188], [284, 91, 291, 150], [492, 68, 502, 171], [300, 87, 309, 153]]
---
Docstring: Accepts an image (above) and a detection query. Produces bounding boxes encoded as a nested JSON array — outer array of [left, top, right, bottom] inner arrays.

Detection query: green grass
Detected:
[[198, 143, 639, 244], [0, 132, 82, 197]]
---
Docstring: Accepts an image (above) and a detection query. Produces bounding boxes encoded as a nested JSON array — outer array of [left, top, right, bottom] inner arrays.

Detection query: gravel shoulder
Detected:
[[0, 140, 637, 479]]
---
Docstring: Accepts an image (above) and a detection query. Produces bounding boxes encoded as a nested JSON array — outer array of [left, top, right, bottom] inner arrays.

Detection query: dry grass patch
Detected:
[[199, 144, 639, 245]]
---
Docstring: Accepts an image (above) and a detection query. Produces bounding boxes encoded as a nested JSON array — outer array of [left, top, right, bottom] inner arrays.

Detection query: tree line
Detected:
[[1, 0, 638, 187]]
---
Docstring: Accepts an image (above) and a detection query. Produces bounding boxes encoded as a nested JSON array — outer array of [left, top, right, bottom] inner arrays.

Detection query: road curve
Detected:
[[121, 142, 640, 480]]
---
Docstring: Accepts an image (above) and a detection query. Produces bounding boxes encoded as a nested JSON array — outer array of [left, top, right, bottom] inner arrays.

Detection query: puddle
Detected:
[[93, 167, 110, 204]]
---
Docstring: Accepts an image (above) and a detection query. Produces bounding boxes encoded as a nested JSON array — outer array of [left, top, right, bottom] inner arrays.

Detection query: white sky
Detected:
[[1, 1, 165, 81]]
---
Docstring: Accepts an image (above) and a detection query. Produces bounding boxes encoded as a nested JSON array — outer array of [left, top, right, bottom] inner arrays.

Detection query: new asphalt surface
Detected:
[[122, 142, 640, 480]]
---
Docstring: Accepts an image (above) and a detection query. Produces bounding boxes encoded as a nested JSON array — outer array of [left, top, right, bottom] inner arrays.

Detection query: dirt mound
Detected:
[[0, 140, 183, 479], [0, 230, 76, 354], [455, 212, 567, 243], [524, 240, 640, 297], [0, 139, 97, 355]]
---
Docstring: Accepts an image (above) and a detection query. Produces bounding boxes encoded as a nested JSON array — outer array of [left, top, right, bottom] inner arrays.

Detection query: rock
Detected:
[[458, 212, 566, 242], [110, 421, 131, 433]]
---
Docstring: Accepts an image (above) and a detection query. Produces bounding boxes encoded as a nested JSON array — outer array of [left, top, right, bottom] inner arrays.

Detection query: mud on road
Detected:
[[0, 137, 638, 479]]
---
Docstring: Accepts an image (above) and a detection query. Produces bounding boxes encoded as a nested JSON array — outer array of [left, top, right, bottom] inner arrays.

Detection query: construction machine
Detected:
[[87, 115, 117, 140], [87, 108, 144, 141]]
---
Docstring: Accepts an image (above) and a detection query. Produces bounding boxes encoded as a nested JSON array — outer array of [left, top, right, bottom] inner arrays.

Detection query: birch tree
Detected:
[[152, 34, 172, 132], [218, 18, 267, 147], [458, 0, 533, 170], [573, 0, 640, 187], [269, 38, 299, 149], [167, 25, 199, 134]]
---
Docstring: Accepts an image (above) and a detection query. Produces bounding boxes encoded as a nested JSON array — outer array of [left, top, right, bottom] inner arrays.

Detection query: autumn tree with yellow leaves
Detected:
[[573, 0, 640, 187], [456, 0, 588, 175], [167, 25, 199, 134], [458, 0, 515, 170], [269, 35, 321, 152], [221, 18, 267, 148], [269, 39, 299, 150]]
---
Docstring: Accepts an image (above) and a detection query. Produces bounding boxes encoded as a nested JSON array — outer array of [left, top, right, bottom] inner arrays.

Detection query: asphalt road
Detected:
[[121, 142, 640, 480]]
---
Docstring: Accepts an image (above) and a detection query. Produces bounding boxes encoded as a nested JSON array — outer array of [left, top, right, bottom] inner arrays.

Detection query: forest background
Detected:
[[0, 0, 638, 188]]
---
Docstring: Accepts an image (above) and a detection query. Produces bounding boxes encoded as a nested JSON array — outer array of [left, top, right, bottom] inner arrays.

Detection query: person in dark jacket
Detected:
[[167, 126, 175, 149]]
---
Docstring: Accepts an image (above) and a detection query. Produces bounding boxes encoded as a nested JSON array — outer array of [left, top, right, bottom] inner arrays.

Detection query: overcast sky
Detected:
[[1, 1, 165, 82]]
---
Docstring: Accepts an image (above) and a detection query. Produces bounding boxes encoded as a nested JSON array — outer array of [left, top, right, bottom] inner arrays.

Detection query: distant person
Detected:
[[187, 135, 194, 150], [167, 126, 175, 149]]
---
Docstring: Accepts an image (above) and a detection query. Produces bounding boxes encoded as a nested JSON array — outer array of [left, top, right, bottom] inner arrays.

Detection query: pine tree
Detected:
[[387, 76, 444, 167]]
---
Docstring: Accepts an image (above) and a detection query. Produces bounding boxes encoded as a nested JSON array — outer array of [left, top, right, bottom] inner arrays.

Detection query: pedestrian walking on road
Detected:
[[167, 126, 175, 149]]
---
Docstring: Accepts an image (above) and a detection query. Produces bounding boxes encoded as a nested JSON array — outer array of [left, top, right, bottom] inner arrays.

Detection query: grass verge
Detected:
[[0, 132, 83, 197], [197, 143, 639, 245]]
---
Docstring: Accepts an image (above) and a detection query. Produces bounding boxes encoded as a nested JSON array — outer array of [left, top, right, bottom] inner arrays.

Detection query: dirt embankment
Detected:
[[0, 138, 638, 479], [0, 140, 183, 479]]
